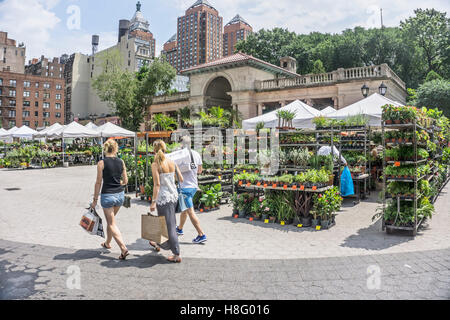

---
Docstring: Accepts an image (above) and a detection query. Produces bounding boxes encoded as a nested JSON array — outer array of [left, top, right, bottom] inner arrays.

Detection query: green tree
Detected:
[[311, 59, 326, 74], [416, 79, 450, 116], [400, 9, 450, 76], [425, 70, 443, 82], [406, 88, 418, 105], [92, 51, 176, 131]]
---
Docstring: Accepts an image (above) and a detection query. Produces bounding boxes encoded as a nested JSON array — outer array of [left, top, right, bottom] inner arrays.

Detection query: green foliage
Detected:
[[425, 70, 443, 82], [311, 59, 326, 74], [416, 79, 450, 117], [149, 113, 177, 131]]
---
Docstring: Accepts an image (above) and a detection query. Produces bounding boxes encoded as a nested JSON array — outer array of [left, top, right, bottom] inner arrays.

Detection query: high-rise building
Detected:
[[0, 31, 26, 74], [62, 1, 156, 122], [223, 14, 252, 57], [25, 56, 65, 79], [174, 0, 223, 72]]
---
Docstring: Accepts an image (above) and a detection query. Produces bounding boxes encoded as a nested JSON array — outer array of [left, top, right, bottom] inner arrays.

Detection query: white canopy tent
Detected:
[[46, 121, 100, 139], [11, 125, 38, 140], [0, 126, 19, 142], [326, 93, 404, 127], [243, 100, 324, 130], [85, 122, 98, 130], [33, 123, 63, 139], [321, 106, 336, 115], [95, 122, 135, 138]]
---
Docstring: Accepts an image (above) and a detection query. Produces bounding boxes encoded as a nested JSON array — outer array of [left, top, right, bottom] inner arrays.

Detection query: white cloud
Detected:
[[0, 0, 61, 61]]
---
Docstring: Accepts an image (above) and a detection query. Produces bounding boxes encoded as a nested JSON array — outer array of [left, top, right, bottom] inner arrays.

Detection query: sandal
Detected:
[[119, 251, 129, 260], [101, 242, 112, 249], [149, 241, 161, 252], [167, 255, 182, 263]]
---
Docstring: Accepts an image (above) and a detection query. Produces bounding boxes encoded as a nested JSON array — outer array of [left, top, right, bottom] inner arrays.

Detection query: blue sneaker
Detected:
[[176, 227, 184, 236], [192, 234, 207, 244]]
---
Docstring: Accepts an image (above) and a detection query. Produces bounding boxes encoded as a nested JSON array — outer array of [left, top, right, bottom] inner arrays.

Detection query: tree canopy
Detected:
[[235, 8, 449, 89]]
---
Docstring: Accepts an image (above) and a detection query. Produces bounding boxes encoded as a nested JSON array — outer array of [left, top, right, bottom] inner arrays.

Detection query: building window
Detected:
[[10, 100, 16, 106], [44, 93, 50, 99], [23, 101, 30, 107], [35, 82, 39, 88], [43, 102, 50, 109], [23, 91, 30, 97], [0, 78, 2, 85], [9, 80, 16, 87], [8, 110, 16, 117], [35, 92, 39, 98], [24, 121, 30, 126], [43, 112, 50, 118], [24, 81, 31, 87], [35, 111, 38, 116], [56, 84, 62, 90], [35, 121, 39, 127], [43, 83, 50, 89], [55, 112, 61, 118], [9, 90, 16, 97], [23, 111, 30, 118], [56, 94, 61, 100], [35, 101, 39, 107], [55, 103, 61, 109]]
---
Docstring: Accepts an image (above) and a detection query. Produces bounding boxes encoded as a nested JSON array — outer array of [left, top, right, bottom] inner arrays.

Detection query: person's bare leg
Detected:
[[186, 207, 204, 236], [104, 206, 121, 247], [103, 207, 128, 255], [178, 210, 188, 230]]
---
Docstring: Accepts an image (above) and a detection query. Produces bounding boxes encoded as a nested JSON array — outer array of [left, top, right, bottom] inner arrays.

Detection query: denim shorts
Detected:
[[101, 191, 125, 209], [180, 188, 197, 209]]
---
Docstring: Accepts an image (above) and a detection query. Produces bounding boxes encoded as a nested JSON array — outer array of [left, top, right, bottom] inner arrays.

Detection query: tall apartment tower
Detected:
[[0, 31, 26, 74], [175, 0, 223, 72], [223, 14, 252, 57]]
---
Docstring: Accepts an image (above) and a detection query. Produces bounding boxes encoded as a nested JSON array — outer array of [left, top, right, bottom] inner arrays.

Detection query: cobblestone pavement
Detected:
[[1, 239, 449, 300], [1, 166, 449, 260], [1, 166, 450, 299]]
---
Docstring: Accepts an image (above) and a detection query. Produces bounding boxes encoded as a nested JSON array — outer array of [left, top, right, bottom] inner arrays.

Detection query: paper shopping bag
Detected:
[[141, 213, 169, 244]]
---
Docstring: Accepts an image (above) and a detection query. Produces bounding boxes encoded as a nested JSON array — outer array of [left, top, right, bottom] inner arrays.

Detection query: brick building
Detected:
[[0, 71, 65, 129], [25, 55, 65, 79], [163, 0, 223, 73], [0, 31, 26, 74], [223, 15, 252, 57]]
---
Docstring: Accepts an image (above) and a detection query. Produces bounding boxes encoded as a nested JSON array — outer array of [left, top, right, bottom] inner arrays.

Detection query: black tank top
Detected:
[[101, 157, 124, 194]]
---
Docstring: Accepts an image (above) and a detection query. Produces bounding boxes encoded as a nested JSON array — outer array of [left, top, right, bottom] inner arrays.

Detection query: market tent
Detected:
[[326, 93, 404, 127], [33, 123, 63, 139], [96, 122, 135, 138], [85, 122, 98, 130], [47, 121, 100, 139], [11, 125, 38, 139], [0, 126, 19, 142], [322, 106, 336, 115], [243, 100, 324, 130]]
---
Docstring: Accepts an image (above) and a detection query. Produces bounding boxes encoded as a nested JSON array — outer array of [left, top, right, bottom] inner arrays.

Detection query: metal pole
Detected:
[[134, 132, 138, 196]]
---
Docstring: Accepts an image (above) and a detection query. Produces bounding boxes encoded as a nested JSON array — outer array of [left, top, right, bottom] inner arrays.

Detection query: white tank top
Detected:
[[156, 171, 178, 206]]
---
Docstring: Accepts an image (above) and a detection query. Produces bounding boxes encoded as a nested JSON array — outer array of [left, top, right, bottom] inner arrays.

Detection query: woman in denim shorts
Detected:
[[91, 139, 129, 260]]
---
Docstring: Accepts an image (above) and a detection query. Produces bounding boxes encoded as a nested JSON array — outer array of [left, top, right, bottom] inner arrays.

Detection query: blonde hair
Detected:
[[153, 140, 166, 167], [104, 139, 118, 155]]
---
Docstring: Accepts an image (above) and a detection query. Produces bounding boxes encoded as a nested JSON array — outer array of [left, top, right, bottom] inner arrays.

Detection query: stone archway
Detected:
[[204, 76, 232, 109]]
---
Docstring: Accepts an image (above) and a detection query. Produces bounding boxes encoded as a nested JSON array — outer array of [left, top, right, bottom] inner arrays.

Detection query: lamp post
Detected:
[[378, 82, 387, 96], [361, 84, 369, 98]]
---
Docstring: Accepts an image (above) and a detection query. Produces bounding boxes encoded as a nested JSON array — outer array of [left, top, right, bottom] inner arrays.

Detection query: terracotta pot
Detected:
[[386, 120, 393, 124]]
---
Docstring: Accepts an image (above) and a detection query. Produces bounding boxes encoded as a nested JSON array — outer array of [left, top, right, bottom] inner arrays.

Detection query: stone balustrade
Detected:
[[255, 64, 405, 91], [153, 91, 190, 104]]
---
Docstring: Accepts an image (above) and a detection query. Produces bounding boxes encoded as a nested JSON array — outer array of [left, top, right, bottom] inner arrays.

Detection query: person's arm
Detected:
[[196, 151, 203, 174], [91, 161, 103, 208], [150, 163, 160, 212], [175, 164, 184, 184], [121, 160, 128, 186]]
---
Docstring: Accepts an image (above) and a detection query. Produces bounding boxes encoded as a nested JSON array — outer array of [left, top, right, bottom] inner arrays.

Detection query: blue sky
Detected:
[[0, 0, 449, 63]]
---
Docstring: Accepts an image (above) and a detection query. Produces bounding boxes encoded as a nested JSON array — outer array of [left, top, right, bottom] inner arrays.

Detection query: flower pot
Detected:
[[261, 213, 268, 221], [269, 216, 276, 223], [394, 120, 401, 124], [238, 209, 246, 218], [386, 120, 393, 124], [320, 219, 331, 229], [312, 218, 320, 228], [300, 216, 312, 227]]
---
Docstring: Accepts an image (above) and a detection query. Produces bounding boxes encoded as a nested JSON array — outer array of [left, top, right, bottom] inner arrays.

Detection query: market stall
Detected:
[[11, 125, 38, 140]]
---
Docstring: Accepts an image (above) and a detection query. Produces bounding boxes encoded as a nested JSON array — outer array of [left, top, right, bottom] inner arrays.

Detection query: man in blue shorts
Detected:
[[176, 136, 207, 244]]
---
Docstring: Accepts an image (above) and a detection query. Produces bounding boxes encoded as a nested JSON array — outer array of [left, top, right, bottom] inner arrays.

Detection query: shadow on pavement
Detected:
[[340, 219, 415, 251], [53, 247, 172, 269], [217, 216, 319, 233]]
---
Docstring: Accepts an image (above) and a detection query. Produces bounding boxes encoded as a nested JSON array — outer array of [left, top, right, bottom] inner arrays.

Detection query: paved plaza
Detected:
[[1, 166, 450, 299]]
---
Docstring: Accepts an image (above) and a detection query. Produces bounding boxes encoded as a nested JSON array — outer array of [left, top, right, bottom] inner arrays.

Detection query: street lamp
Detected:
[[361, 84, 369, 98], [378, 82, 387, 96]]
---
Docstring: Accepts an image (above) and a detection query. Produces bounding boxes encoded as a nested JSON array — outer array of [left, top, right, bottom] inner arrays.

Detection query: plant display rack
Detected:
[[381, 119, 442, 236]]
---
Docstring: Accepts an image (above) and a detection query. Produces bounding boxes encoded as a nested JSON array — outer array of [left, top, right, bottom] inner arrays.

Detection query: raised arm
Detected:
[[175, 164, 184, 183], [91, 160, 104, 208]]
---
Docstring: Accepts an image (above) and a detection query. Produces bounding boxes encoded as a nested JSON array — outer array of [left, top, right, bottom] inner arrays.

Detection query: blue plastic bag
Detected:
[[340, 166, 354, 197]]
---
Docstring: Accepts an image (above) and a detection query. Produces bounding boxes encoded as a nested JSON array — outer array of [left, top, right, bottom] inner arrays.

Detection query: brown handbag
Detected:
[[141, 213, 169, 244]]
